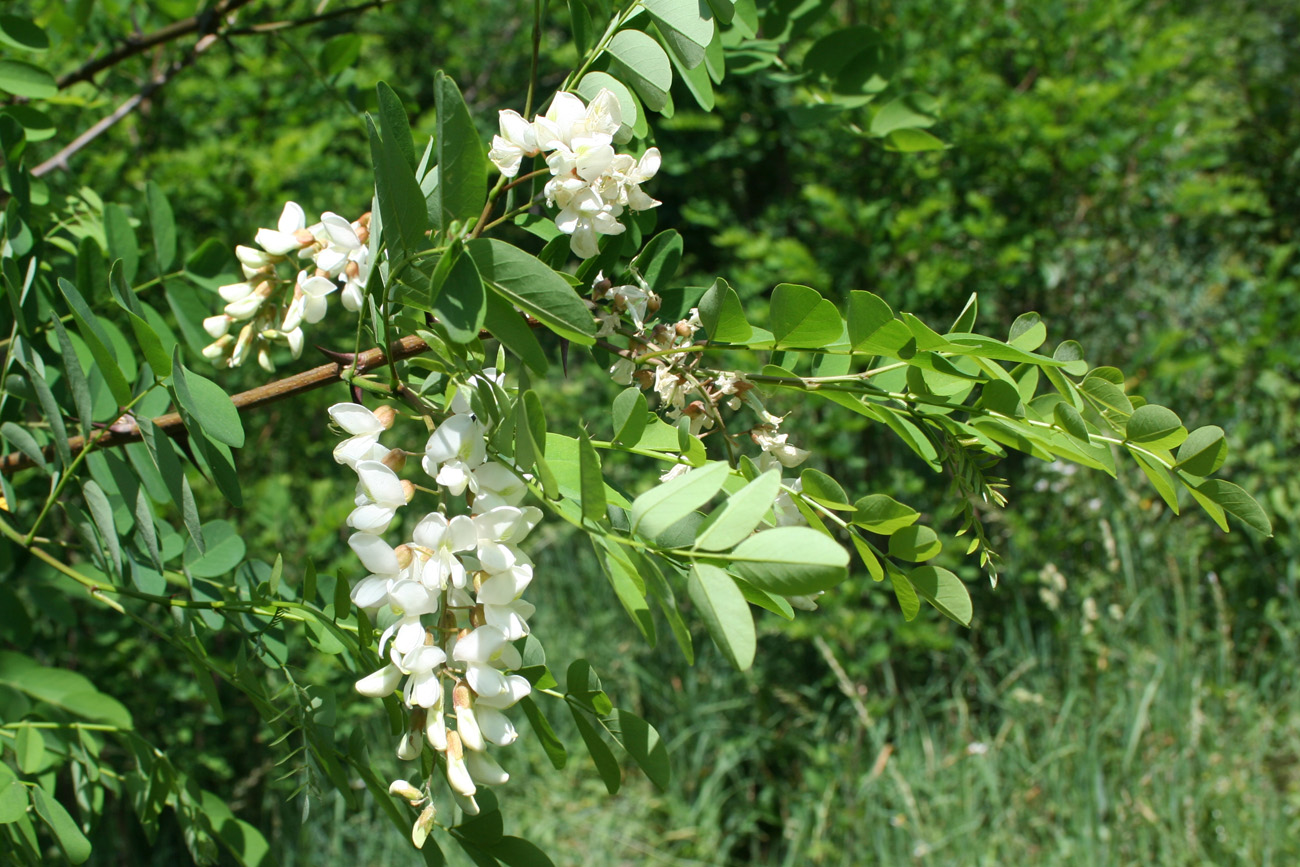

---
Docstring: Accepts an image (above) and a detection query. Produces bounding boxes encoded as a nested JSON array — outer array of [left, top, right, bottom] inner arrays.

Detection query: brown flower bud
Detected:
[[647, 292, 662, 315], [592, 275, 613, 300], [383, 447, 408, 472], [633, 369, 655, 390], [293, 228, 316, 246], [651, 324, 672, 345], [373, 405, 398, 429], [400, 480, 416, 503], [394, 544, 414, 570]]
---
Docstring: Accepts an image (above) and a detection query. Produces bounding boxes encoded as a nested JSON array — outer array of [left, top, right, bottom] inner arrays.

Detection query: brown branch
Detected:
[[55, 0, 257, 90], [32, 34, 219, 178], [0, 336, 432, 476], [224, 0, 395, 35]]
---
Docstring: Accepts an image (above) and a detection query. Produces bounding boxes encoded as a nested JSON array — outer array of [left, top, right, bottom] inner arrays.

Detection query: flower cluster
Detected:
[[202, 202, 372, 370], [332, 376, 539, 821], [488, 89, 661, 258]]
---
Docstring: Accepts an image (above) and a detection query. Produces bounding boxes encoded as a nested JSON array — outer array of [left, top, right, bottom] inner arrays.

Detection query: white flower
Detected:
[[340, 246, 371, 311], [254, 201, 308, 257], [449, 368, 504, 415], [329, 402, 392, 467], [554, 186, 625, 259], [653, 366, 688, 411], [282, 270, 336, 331], [532, 91, 591, 151], [609, 357, 635, 385], [356, 662, 403, 697], [422, 414, 488, 494], [410, 511, 477, 590], [752, 428, 811, 468], [473, 675, 531, 746], [487, 109, 540, 177], [348, 459, 410, 533], [468, 462, 528, 513], [312, 212, 362, 275], [612, 283, 650, 329], [349, 532, 401, 575], [465, 751, 509, 785], [451, 626, 517, 699], [203, 315, 232, 338]]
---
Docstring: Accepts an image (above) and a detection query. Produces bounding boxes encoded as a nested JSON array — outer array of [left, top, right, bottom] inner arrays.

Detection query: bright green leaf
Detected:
[[688, 563, 755, 670]]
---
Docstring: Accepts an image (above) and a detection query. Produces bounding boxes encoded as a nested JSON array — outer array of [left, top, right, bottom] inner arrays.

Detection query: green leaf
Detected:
[[519, 696, 567, 770], [83, 480, 123, 576], [1193, 479, 1272, 536], [1, 421, 46, 471], [1008, 312, 1047, 351], [0, 651, 133, 728], [663, 23, 715, 110], [608, 708, 670, 790], [318, 32, 362, 77], [630, 460, 731, 538], [688, 563, 755, 670], [0, 775, 25, 823], [729, 527, 850, 594], [611, 387, 648, 444], [103, 203, 139, 287], [1126, 404, 1186, 450], [57, 278, 132, 406], [578, 431, 607, 522], [568, 703, 621, 794], [1054, 402, 1091, 443], [432, 72, 488, 229], [483, 290, 548, 373], [31, 788, 91, 863], [698, 277, 751, 343], [632, 230, 683, 293], [887, 525, 942, 562], [1080, 371, 1133, 417], [908, 565, 972, 625], [799, 468, 853, 510], [0, 59, 55, 99], [889, 566, 920, 620], [433, 251, 486, 343], [870, 95, 937, 137], [1130, 448, 1180, 513], [852, 494, 920, 534], [640, 553, 694, 663], [770, 283, 843, 348], [16, 725, 44, 773], [0, 15, 50, 52], [51, 318, 93, 437], [145, 181, 176, 272], [171, 349, 244, 448], [884, 128, 947, 152], [366, 113, 428, 255], [376, 81, 417, 170], [693, 469, 781, 551], [467, 239, 596, 344], [599, 545, 654, 642], [606, 30, 672, 111], [847, 291, 905, 352], [183, 520, 246, 579], [644, 0, 715, 55], [490, 836, 557, 867], [1175, 425, 1228, 477]]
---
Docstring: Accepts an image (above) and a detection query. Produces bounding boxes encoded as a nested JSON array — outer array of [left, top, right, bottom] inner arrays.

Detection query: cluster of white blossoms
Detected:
[[202, 202, 373, 370], [488, 89, 661, 258], [331, 375, 540, 825]]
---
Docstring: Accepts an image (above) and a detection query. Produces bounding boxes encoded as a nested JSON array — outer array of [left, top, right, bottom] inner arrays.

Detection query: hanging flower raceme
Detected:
[[487, 89, 661, 258], [331, 386, 540, 824], [201, 203, 371, 369]]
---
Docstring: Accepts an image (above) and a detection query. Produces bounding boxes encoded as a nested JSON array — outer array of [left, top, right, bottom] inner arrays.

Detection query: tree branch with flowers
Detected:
[[0, 1, 1273, 863]]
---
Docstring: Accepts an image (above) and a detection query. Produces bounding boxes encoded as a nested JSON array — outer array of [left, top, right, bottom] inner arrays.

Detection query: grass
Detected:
[[277, 504, 1300, 867]]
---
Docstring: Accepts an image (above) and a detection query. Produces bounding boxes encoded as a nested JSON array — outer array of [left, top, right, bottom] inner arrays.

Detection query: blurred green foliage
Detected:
[[1, 0, 1296, 862]]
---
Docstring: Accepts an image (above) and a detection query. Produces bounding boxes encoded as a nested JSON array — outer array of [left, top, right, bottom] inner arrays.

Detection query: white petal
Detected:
[[475, 707, 518, 747], [277, 201, 306, 234], [349, 533, 399, 574], [319, 212, 361, 249], [465, 750, 509, 785], [218, 282, 254, 303], [347, 503, 396, 533], [255, 228, 302, 257], [355, 663, 402, 697], [350, 575, 391, 609], [329, 403, 384, 435], [355, 460, 407, 507]]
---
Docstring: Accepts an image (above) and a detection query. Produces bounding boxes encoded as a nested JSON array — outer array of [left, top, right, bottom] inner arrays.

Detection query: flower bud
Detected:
[[203, 315, 232, 339], [651, 324, 672, 345], [632, 369, 654, 390], [202, 335, 233, 361], [412, 803, 436, 849], [453, 684, 484, 752], [257, 345, 274, 373], [294, 228, 316, 246], [388, 779, 425, 804], [444, 731, 476, 796], [382, 447, 407, 472], [426, 706, 448, 752], [646, 292, 662, 315], [465, 750, 509, 786], [373, 405, 398, 430], [592, 274, 613, 300], [229, 324, 255, 367], [675, 320, 695, 338], [394, 544, 414, 571], [284, 327, 304, 358], [401, 480, 416, 503], [397, 729, 423, 761], [356, 663, 402, 697]]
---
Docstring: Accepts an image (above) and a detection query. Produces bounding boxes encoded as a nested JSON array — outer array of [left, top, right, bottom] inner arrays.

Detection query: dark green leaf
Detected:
[[578, 431, 606, 522], [1193, 479, 1272, 536], [519, 696, 567, 770], [908, 565, 972, 625], [57, 278, 132, 406], [31, 787, 91, 863], [482, 290, 548, 373], [433, 251, 487, 343], [432, 72, 488, 229], [698, 277, 751, 343], [568, 703, 621, 794], [612, 387, 648, 444], [1175, 425, 1228, 477], [798, 468, 853, 510], [366, 114, 428, 255], [852, 494, 920, 534], [1126, 404, 1186, 450], [145, 181, 176, 272], [171, 349, 244, 448], [0, 15, 50, 52], [770, 283, 843, 348], [467, 239, 597, 344], [608, 708, 670, 790], [887, 525, 942, 562], [1, 421, 46, 471]]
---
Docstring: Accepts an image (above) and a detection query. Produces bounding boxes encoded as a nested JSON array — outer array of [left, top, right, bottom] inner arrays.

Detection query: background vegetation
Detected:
[[2, 0, 1296, 863]]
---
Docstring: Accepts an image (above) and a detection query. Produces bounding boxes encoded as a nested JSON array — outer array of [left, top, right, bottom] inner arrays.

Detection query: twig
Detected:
[[32, 33, 220, 178], [224, 0, 395, 35], [55, 0, 257, 90], [1, 335, 433, 475]]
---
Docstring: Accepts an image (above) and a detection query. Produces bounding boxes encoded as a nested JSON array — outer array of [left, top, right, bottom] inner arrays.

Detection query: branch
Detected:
[[224, 0, 396, 35], [32, 33, 220, 178], [55, 0, 257, 90], [0, 335, 432, 476]]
